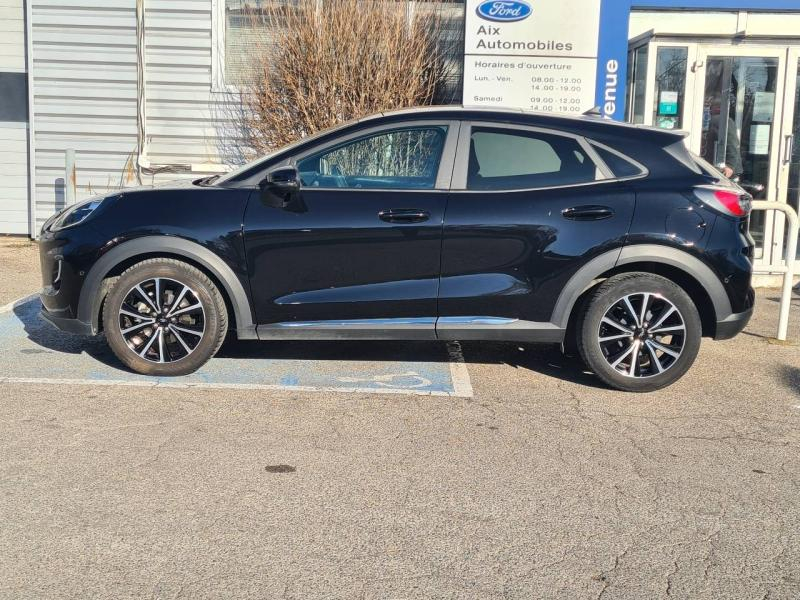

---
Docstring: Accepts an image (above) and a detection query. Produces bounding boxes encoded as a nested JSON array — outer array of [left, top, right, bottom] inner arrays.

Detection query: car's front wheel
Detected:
[[577, 273, 702, 393], [102, 258, 227, 376]]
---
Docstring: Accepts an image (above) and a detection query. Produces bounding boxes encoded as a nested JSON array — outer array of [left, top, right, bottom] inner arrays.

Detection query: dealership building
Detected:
[[1, 0, 799, 273]]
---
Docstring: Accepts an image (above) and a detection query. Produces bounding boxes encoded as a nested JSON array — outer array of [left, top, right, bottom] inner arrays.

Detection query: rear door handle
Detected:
[[562, 205, 614, 221], [378, 208, 430, 224]]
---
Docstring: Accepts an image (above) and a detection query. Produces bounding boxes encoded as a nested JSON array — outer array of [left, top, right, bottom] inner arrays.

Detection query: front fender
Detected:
[[77, 236, 257, 339]]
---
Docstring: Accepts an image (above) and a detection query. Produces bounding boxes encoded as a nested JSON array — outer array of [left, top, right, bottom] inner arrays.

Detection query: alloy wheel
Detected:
[[597, 292, 686, 378], [117, 277, 206, 364]]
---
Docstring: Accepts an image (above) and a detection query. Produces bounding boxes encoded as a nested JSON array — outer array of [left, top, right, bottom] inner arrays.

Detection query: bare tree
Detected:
[[234, 0, 456, 156]]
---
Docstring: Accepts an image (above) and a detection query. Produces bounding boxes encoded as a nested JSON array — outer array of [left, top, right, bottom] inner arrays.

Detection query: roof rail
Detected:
[[583, 106, 603, 117]]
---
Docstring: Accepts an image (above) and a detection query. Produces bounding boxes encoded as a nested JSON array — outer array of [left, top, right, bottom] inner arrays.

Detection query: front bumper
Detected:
[[38, 220, 109, 337], [40, 303, 94, 336], [714, 307, 753, 340]]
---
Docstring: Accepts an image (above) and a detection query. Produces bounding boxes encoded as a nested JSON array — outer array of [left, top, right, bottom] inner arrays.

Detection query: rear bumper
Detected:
[[40, 304, 94, 336], [714, 307, 753, 340]]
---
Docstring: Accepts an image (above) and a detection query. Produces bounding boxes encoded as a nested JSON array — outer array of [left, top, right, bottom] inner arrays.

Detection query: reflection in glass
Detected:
[[787, 61, 800, 258], [652, 47, 688, 130], [701, 56, 778, 256], [627, 45, 648, 124]]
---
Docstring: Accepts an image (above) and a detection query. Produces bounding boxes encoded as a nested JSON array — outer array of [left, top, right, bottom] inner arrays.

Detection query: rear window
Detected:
[[591, 144, 645, 178]]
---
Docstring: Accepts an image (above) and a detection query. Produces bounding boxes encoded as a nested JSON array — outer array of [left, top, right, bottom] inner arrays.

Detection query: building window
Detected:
[[222, 0, 464, 103], [653, 47, 688, 130], [626, 45, 648, 124], [0, 72, 28, 123]]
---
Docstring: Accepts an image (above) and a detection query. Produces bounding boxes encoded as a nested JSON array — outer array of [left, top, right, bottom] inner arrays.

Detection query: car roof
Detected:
[[219, 105, 686, 186], [353, 105, 687, 143]]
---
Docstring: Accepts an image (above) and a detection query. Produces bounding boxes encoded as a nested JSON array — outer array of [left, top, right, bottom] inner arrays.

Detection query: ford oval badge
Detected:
[[476, 0, 532, 22]]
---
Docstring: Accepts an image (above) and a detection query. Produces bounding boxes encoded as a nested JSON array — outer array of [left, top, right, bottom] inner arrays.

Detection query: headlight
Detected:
[[50, 197, 105, 231]]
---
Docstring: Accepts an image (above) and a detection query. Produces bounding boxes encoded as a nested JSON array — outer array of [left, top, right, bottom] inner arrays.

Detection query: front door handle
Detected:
[[562, 205, 614, 221], [378, 208, 430, 224]]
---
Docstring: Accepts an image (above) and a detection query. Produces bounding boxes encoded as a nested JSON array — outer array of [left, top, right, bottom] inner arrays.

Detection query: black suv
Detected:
[[38, 107, 754, 392]]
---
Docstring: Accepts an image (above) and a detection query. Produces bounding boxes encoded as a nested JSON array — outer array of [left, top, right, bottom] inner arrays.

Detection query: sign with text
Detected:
[[463, 0, 603, 115]]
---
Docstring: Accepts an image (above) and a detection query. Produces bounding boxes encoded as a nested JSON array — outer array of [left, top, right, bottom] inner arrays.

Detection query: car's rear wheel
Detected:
[[102, 258, 227, 376], [577, 273, 702, 393]]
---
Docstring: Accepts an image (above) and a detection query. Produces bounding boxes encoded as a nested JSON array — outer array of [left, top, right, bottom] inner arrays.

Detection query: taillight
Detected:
[[693, 186, 752, 218]]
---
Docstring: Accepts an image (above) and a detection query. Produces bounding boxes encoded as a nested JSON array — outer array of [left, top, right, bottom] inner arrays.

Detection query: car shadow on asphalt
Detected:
[[12, 298, 605, 389], [780, 365, 800, 398]]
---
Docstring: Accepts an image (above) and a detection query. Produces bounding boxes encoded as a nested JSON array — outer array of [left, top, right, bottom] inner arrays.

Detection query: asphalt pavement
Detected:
[[1, 237, 799, 599]]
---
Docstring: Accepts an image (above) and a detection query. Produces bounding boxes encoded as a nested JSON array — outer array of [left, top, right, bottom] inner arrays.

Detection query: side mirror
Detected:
[[260, 167, 300, 208]]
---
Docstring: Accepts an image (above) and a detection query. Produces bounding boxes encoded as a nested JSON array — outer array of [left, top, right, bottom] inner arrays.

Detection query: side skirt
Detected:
[[436, 317, 564, 343], [253, 317, 565, 343]]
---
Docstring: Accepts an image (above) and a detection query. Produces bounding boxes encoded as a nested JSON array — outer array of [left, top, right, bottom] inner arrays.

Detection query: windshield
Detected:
[[214, 147, 288, 185]]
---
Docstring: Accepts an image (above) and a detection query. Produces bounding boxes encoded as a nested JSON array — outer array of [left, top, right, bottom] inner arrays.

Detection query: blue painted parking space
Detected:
[[0, 298, 472, 397]]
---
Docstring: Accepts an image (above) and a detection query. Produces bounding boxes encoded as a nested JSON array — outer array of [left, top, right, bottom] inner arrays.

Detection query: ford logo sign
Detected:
[[476, 0, 532, 22]]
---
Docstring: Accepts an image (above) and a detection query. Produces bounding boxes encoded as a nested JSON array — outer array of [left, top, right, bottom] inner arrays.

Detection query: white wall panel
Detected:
[[0, 124, 30, 234], [26, 0, 245, 233], [0, 0, 29, 234], [144, 0, 242, 168], [30, 0, 138, 231]]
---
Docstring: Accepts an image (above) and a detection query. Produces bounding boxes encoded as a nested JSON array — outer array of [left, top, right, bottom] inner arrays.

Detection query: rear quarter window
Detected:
[[590, 144, 646, 179], [467, 127, 601, 191]]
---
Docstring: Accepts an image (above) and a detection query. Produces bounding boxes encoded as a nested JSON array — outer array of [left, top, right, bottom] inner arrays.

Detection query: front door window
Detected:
[[297, 127, 447, 190], [700, 56, 779, 253]]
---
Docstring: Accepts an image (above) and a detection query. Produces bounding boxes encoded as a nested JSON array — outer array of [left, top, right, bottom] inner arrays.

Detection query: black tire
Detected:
[[102, 258, 228, 376], [576, 273, 701, 393]]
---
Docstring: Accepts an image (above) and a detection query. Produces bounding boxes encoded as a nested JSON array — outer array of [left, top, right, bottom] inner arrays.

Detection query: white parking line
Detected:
[[447, 341, 474, 398], [0, 293, 474, 397], [0, 376, 472, 397]]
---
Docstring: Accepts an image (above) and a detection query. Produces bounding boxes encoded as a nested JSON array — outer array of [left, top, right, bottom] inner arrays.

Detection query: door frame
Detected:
[[775, 46, 800, 268], [688, 44, 789, 267], [636, 40, 701, 134]]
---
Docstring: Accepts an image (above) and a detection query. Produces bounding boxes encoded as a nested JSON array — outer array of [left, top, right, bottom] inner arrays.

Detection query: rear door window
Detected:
[[467, 127, 601, 191]]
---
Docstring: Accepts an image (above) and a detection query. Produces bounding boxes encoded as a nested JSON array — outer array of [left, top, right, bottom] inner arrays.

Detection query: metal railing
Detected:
[[751, 201, 799, 342]]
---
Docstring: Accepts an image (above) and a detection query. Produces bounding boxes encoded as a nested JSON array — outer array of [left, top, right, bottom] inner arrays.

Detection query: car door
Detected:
[[437, 122, 638, 341], [243, 120, 459, 338]]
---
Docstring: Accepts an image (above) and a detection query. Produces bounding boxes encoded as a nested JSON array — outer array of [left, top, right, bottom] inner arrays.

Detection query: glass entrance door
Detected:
[[693, 49, 787, 261], [629, 40, 800, 269], [779, 49, 800, 261]]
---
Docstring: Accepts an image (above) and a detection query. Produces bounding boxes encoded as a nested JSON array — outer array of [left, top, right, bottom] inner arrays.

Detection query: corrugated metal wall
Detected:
[[26, 0, 464, 232], [0, 0, 31, 234], [29, 0, 139, 231], [0, 0, 26, 71], [145, 0, 241, 183], [146, 0, 211, 172]]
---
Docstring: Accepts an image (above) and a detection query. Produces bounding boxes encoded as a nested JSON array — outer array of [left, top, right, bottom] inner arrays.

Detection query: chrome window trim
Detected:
[[268, 120, 462, 192]]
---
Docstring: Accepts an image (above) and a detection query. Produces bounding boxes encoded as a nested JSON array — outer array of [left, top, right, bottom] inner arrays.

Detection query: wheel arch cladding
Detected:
[[553, 245, 732, 336], [77, 237, 256, 338]]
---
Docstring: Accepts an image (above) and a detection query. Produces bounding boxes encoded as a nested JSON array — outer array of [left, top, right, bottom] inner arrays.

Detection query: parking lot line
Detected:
[[0, 295, 474, 398], [446, 341, 474, 398], [0, 376, 466, 396]]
